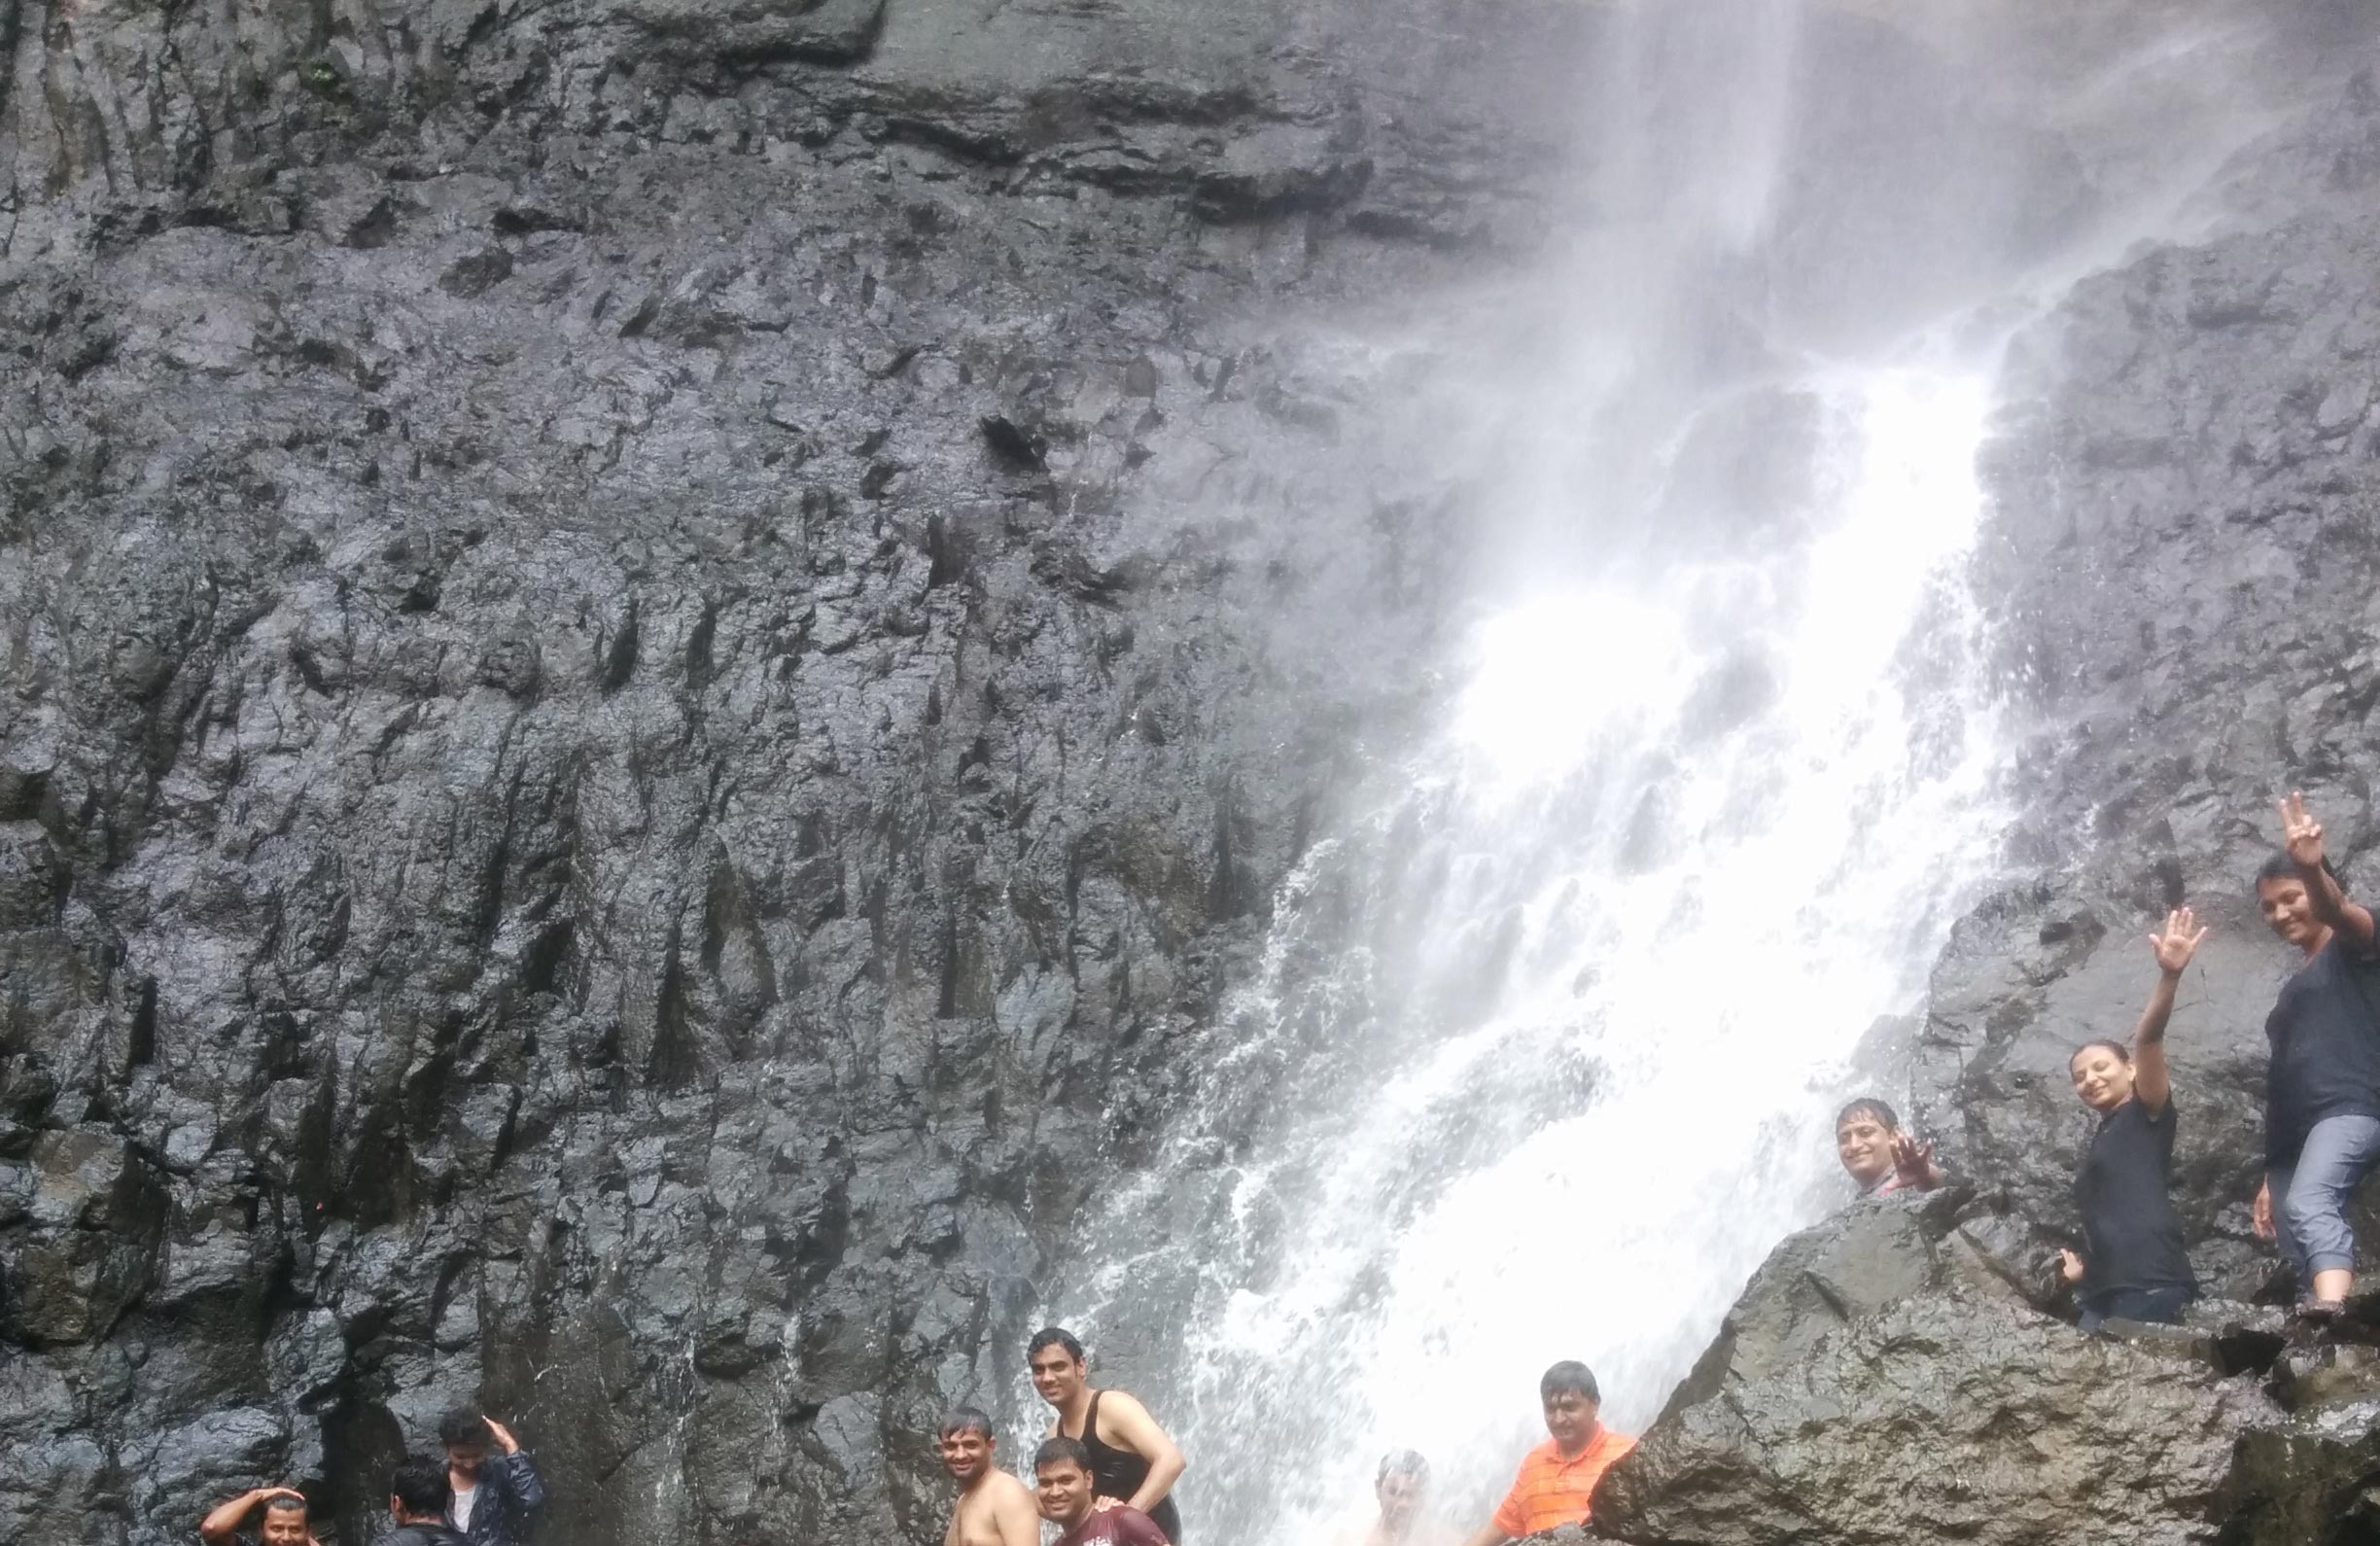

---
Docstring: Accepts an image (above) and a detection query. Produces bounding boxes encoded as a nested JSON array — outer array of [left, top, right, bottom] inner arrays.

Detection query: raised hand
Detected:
[[2149, 907, 2209, 976], [2059, 1248, 2085, 1284], [2253, 1178, 2275, 1241], [1889, 1132, 1937, 1188], [2280, 791, 2328, 870], [484, 1417, 520, 1455]]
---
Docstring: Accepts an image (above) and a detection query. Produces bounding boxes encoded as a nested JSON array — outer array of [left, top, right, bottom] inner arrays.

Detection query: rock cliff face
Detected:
[[13, 2, 2380, 1545], [2, 3, 1591, 1542]]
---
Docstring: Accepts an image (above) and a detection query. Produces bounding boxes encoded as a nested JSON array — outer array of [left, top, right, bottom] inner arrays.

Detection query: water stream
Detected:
[[1025, 5, 2343, 1543]]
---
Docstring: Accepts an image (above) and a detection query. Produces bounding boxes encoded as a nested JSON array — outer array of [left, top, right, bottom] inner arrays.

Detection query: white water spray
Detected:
[[1029, 5, 2329, 1544]]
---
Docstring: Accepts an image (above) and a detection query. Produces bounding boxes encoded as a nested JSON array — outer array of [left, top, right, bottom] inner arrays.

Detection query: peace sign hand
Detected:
[[2149, 907, 2209, 977], [2280, 791, 2328, 871]]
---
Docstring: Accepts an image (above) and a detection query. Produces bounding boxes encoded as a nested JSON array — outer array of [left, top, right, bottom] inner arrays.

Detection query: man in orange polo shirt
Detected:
[[1460, 1362, 1634, 1546]]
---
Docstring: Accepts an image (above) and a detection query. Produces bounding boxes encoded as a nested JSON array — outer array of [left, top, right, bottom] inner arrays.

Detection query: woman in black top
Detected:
[[2059, 907, 2208, 1331]]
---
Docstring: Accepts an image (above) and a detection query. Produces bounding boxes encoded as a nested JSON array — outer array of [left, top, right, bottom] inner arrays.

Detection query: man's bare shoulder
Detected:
[[950, 1471, 1038, 1546]]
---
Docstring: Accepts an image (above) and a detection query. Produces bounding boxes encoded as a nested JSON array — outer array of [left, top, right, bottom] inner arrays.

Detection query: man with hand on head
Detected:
[[1035, 1438, 1172, 1546], [1460, 1362, 1635, 1546], [438, 1408, 545, 1546], [1029, 1326, 1185, 1542], [374, 1458, 471, 1546], [199, 1487, 315, 1546], [940, 1406, 1040, 1546]]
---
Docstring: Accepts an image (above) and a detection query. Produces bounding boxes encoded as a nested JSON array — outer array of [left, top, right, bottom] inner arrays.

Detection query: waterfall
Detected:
[[1025, 5, 2327, 1544]]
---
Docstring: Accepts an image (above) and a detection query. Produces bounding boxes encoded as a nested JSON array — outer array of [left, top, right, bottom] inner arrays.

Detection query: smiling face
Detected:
[[940, 1424, 994, 1485], [1035, 1456, 1095, 1528], [1029, 1346, 1087, 1410], [1836, 1114, 1898, 1188], [1541, 1388, 1599, 1454], [260, 1503, 310, 1546], [2260, 874, 2325, 953], [2070, 1044, 2134, 1113]]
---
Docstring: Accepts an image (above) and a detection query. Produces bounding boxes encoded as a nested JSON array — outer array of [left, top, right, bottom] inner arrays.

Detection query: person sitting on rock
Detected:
[[1835, 1098, 1944, 1197], [1034, 1438, 1172, 1546], [1459, 1361, 1635, 1546], [2058, 906, 2208, 1331], [374, 1458, 471, 1546], [1029, 1326, 1185, 1543], [940, 1405, 1040, 1546], [199, 1486, 316, 1546], [2251, 792, 2380, 1315], [438, 1409, 544, 1546]]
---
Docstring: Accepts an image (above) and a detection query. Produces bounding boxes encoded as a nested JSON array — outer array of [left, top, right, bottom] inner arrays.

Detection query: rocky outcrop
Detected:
[[1590, 1198, 2380, 1546]]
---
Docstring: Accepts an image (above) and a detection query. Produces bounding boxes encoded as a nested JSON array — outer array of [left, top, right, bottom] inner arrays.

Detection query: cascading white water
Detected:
[[1027, 4, 2337, 1543]]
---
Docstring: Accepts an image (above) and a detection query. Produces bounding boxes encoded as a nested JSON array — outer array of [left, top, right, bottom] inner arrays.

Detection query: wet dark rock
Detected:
[[0, 1, 1592, 1543], [1598, 1201, 2282, 1546]]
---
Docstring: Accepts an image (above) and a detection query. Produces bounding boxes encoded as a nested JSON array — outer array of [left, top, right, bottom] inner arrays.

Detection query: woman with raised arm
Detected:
[[2060, 907, 2208, 1331]]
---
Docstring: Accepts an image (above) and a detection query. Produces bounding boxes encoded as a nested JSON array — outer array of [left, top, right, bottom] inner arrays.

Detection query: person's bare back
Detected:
[[946, 1467, 1039, 1546]]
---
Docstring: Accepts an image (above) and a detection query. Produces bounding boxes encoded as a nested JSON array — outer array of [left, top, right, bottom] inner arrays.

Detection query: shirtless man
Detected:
[[1036, 1438, 1172, 1546], [198, 1487, 315, 1546], [1029, 1327, 1185, 1543], [939, 1407, 1038, 1546]]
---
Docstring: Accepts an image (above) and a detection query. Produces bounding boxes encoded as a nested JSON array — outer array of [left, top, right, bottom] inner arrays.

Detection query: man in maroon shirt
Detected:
[[1036, 1439, 1172, 1546]]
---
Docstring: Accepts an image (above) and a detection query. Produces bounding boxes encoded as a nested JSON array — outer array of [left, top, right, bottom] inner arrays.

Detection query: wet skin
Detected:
[[1036, 1458, 1097, 1530], [2070, 1045, 2134, 1113], [2260, 875, 2327, 955], [1030, 1348, 1087, 1411], [260, 1507, 311, 1546], [1376, 1471, 1425, 1534], [1542, 1389, 1600, 1458], [941, 1427, 994, 1486], [1836, 1116, 1896, 1188]]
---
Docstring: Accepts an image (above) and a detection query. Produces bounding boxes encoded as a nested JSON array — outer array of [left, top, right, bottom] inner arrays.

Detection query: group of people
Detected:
[[943, 1330, 1635, 1546], [1836, 793, 2380, 1330], [200, 1411, 542, 1546]]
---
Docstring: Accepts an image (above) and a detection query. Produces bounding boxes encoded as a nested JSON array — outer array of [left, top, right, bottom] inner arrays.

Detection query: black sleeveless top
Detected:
[[1066, 1391, 1182, 1544]]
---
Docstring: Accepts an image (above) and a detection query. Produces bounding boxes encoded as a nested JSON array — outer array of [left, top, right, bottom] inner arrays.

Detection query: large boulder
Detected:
[[1594, 1198, 2281, 1546]]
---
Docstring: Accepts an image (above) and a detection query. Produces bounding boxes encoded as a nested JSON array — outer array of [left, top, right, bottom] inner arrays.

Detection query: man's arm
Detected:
[[1098, 1393, 1184, 1514], [2283, 792, 2377, 951], [483, 1420, 546, 1517], [991, 1477, 1042, 1546], [200, 1489, 304, 1546], [2131, 906, 2207, 1113]]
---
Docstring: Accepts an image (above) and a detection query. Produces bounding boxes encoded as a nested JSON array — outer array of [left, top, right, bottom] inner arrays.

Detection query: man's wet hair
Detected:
[[1378, 1449, 1429, 1484], [1034, 1436, 1094, 1473], [1836, 1098, 1901, 1133], [1028, 1327, 1086, 1364], [2071, 1038, 2131, 1067], [940, 1405, 995, 1440], [438, 1408, 493, 1448], [390, 1458, 452, 1518], [262, 1494, 307, 1516], [1539, 1360, 1600, 1403]]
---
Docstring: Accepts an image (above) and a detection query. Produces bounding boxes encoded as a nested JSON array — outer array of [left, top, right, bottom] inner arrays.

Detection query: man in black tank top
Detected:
[[1028, 1327, 1186, 1543]]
